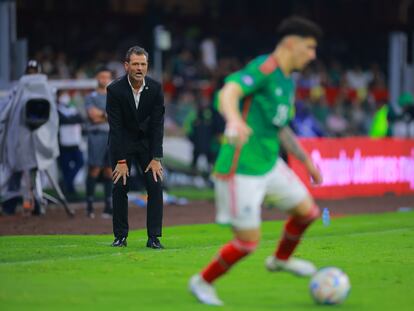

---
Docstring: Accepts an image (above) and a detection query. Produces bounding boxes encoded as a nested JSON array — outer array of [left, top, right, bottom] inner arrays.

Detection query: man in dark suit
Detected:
[[106, 46, 165, 249]]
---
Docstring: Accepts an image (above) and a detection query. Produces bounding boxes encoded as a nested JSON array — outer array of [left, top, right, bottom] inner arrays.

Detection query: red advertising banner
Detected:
[[288, 138, 414, 199]]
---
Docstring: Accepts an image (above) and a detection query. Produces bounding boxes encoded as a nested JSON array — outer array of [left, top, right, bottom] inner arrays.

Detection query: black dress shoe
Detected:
[[111, 237, 127, 247], [146, 237, 164, 249]]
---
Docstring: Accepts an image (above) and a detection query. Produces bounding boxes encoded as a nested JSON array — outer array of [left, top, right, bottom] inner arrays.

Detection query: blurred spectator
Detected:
[[84, 67, 113, 219], [326, 104, 349, 137], [184, 92, 216, 171], [57, 90, 84, 198], [309, 86, 330, 129], [170, 49, 199, 90], [174, 90, 197, 126], [345, 65, 372, 90], [291, 100, 325, 137], [346, 91, 371, 135]]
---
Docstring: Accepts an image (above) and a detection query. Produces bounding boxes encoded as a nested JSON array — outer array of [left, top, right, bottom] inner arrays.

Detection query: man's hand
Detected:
[[145, 159, 163, 182], [224, 117, 252, 145], [112, 162, 129, 185], [304, 158, 323, 185]]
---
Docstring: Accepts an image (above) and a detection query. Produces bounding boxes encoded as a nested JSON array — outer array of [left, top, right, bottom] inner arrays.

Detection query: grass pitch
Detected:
[[0, 211, 413, 311]]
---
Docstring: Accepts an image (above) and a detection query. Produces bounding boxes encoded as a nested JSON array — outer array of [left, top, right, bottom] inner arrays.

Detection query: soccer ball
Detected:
[[309, 267, 351, 305]]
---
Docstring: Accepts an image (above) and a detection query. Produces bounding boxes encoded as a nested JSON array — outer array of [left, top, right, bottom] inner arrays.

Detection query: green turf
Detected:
[[1, 211, 414, 311], [168, 187, 214, 201]]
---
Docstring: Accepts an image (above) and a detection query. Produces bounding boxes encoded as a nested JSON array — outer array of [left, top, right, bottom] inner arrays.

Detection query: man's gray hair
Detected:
[[125, 46, 149, 62]]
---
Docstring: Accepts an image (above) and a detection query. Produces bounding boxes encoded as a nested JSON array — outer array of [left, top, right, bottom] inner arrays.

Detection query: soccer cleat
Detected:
[[189, 274, 223, 306], [146, 237, 164, 249], [111, 237, 127, 247], [265, 256, 317, 277]]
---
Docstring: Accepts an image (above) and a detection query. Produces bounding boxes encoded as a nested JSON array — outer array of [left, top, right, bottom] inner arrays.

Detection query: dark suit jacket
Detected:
[[106, 75, 164, 162]]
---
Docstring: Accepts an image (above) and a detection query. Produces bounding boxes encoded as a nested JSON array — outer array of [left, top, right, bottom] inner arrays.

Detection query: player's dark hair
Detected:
[[125, 46, 149, 62], [277, 16, 323, 42]]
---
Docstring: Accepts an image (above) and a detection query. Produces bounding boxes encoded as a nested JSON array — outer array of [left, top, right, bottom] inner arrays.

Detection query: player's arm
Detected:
[[218, 82, 243, 121], [278, 126, 323, 185], [218, 82, 252, 145]]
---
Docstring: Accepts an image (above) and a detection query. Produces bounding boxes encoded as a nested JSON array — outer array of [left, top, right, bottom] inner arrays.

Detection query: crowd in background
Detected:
[[40, 41, 390, 139]]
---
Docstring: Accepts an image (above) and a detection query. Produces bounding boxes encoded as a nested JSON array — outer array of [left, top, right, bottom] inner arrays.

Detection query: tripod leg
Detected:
[[44, 169, 75, 217], [32, 169, 46, 215]]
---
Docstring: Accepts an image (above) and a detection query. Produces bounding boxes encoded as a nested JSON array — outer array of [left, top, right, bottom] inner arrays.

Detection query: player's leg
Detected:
[[85, 166, 101, 218], [266, 196, 319, 276], [265, 158, 320, 276], [199, 227, 260, 283], [189, 175, 264, 305]]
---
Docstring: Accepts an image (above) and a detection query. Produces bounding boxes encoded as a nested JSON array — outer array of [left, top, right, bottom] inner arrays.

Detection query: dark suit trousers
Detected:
[[111, 140, 163, 239]]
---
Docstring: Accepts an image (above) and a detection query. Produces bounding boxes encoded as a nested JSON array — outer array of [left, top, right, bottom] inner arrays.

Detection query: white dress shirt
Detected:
[[127, 75, 145, 109]]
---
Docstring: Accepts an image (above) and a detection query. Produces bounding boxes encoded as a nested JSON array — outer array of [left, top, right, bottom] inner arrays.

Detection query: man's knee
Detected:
[[290, 196, 319, 218], [234, 228, 261, 243], [289, 198, 320, 226], [146, 178, 163, 195]]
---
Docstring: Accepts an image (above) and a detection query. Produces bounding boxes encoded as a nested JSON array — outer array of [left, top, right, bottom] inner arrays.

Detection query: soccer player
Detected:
[[189, 16, 324, 306]]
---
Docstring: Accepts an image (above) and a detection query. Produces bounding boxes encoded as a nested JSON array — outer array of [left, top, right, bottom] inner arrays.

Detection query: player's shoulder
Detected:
[[250, 54, 279, 75]]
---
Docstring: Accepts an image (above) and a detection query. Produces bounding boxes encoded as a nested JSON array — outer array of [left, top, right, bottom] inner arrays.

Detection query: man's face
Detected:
[[124, 53, 148, 84], [96, 71, 112, 88], [290, 37, 317, 70]]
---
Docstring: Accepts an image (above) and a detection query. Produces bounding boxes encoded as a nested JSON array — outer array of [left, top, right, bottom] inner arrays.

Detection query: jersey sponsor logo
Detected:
[[242, 75, 254, 86], [259, 56, 278, 74]]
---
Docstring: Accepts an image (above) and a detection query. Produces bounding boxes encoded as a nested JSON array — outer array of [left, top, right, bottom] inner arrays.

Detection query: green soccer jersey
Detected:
[[214, 54, 295, 177]]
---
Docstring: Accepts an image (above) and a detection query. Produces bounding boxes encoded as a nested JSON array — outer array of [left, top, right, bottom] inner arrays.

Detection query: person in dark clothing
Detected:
[[57, 91, 84, 198], [106, 46, 165, 249], [186, 95, 215, 171]]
